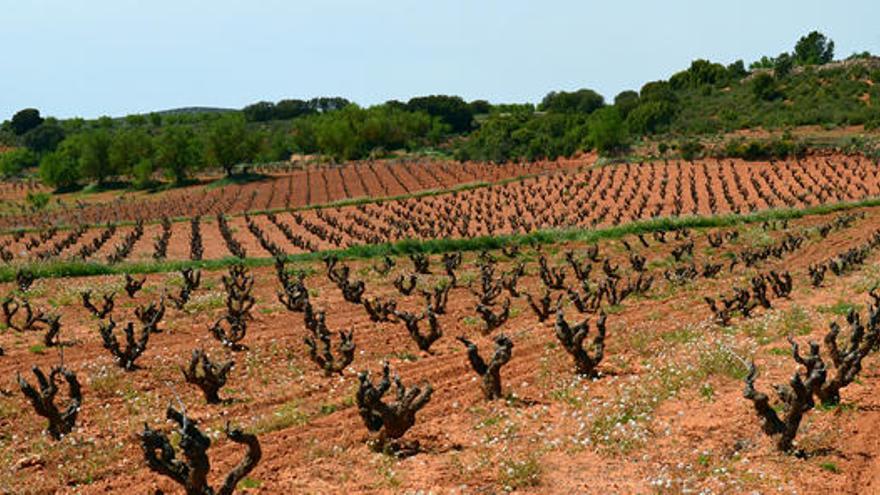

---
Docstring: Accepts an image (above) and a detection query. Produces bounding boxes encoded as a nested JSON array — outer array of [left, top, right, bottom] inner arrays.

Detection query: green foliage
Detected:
[[39, 149, 81, 191], [794, 31, 835, 66], [669, 59, 731, 89], [0, 148, 39, 177], [773, 53, 794, 78], [75, 130, 114, 184], [721, 136, 805, 161], [454, 110, 589, 163], [204, 114, 257, 176], [292, 104, 447, 161], [613, 90, 640, 118], [243, 97, 351, 122], [131, 158, 156, 190], [10, 108, 44, 135], [406, 95, 475, 133], [108, 129, 153, 177], [587, 107, 628, 155], [751, 73, 783, 101], [625, 100, 675, 134], [678, 139, 703, 161], [539, 88, 605, 114], [25, 191, 51, 210], [156, 126, 202, 185], [22, 123, 66, 153]]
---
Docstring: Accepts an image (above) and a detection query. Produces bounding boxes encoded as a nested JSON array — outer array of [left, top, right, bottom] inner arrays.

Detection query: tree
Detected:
[[39, 149, 81, 191], [10, 109, 44, 135], [308, 97, 351, 113], [0, 149, 39, 177], [22, 123, 65, 153], [752, 73, 783, 101], [406, 95, 474, 133], [274, 99, 313, 119], [613, 90, 640, 118], [539, 89, 605, 115], [469, 99, 492, 115], [205, 115, 256, 176], [242, 101, 276, 122], [588, 107, 628, 155], [727, 60, 748, 80], [75, 130, 113, 184], [794, 31, 834, 66], [108, 129, 152, 177], [774, 52, 794, 78], [156, 126, 201, 185], [669, 59, 729, 89], [626, 100, 675, 134]]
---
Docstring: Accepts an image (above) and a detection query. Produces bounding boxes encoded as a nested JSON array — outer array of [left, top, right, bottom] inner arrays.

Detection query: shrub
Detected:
[[39, 149, 81, 191], [0, 148, 39, 177], [588, 107, 628, 155]]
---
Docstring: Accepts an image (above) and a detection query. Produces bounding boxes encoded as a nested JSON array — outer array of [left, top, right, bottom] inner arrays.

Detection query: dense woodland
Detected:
[[1, 31, 878, 192]]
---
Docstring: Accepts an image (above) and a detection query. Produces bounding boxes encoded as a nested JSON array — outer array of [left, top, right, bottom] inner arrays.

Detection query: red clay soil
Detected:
[[2, 206, 880, 493], [0, 158, 584, 231], [6, 153, 880, 264]]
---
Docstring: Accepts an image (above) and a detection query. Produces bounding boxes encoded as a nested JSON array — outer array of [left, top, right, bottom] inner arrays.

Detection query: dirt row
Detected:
[[2, 206, 880, 492], [4, 154, 880, 264], [0, 159, 583, 231]]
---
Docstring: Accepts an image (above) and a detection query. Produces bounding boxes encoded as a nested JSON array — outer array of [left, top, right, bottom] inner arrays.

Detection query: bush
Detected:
[[39, 150, 81, 191], [751, 73, 783, 101], [626, 100, 675, 134], [25, 191, 51, 210], [721, 137, 805, 161], [22, 123, 65, 153], [0, 148, 39, 177], [794, 31, 835, 66], [132, 158, 156, 189], [10, 108, 44, 135], [679, 139, 704, 161], [588, 107, 628, 156], [406, 95, 474, 133], [539, 89, 605, 115]]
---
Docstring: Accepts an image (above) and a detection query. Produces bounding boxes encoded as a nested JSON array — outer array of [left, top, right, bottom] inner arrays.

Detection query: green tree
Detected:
[[587, 107, 628, 156], [0, 149, 39, 177], [75, 130, 114, 184], [406, 95, 474, 133], [539, 89, 605, 115], [726, 60, 748, 80], [204, 115, 256, 176], [10, 108, 44, 135], [39, 149, 81, 191], [469, 99, 492, 115], [22, 123, 66, 153], [774, 53, 794, 78], [794, 31, 834, 65], [131, 158, 156, 189], [752, 73, 783, 101], [613, 90, 640, 118], [242, 101, 276, 122], [108, 129, 153, 177], [626, 100, 675, 134], [156, 126, 201, 185], [274, 99, 313, 119]]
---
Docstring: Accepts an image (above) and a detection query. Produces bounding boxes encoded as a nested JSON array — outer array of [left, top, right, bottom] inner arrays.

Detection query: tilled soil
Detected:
[[2, 206, 880, 493]]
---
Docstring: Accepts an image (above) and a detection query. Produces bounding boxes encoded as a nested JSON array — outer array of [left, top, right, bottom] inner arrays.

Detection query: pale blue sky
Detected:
[[2, 0, 878, 119]]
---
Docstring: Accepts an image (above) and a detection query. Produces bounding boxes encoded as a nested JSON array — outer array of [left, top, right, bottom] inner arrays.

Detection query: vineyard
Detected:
[[2, 155, 880, 493], [3, 154, 880, 265], [0, 158, 578, 231]]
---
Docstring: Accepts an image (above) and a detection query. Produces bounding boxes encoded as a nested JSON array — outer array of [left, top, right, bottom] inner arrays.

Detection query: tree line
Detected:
[[1, 31, 876, 189]]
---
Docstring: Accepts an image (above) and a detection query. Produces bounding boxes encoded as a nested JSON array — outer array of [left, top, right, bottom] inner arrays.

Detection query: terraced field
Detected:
[[3, 187, 880, 492]]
